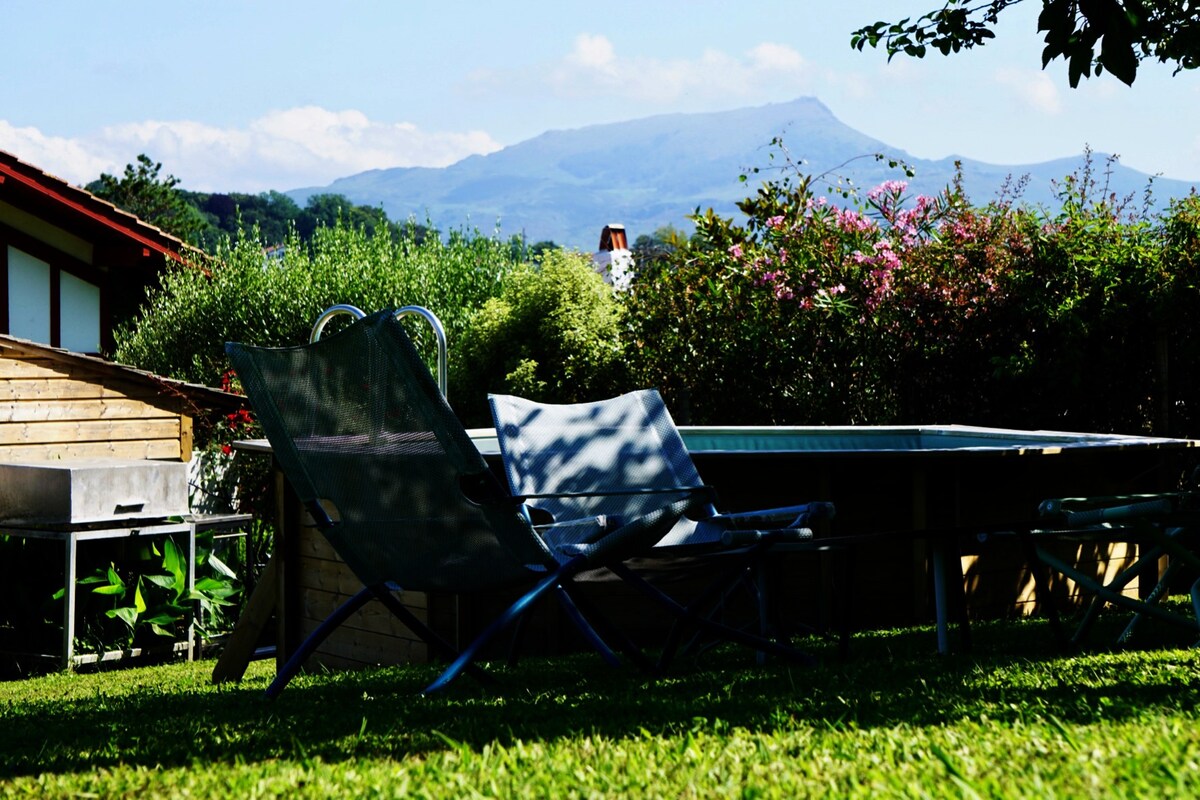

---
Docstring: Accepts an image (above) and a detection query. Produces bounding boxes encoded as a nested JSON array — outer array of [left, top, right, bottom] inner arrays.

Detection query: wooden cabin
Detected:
[[0, 334, 241, 463]]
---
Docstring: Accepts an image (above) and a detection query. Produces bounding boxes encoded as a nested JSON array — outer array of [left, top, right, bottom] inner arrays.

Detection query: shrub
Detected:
[[113, 219, 523, 388], [626, 150, 1200, 436], [451, 249, 628, 426]]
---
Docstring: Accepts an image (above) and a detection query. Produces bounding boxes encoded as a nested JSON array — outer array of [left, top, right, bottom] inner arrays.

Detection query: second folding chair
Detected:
[[489, 389, 845, 667]]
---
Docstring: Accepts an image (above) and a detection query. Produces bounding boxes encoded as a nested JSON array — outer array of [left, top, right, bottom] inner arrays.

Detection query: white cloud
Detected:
[[748, 42, 806, 72], [994, 67, 1062, 115], [0, 121, 114, 184], [0, 108, 503, 192], [568, 33, 617, 72], [485, 34, 815, 107]]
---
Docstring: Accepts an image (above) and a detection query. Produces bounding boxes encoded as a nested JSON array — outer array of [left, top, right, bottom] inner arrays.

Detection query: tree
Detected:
[[297, 193, 387, 240], [631, 224, 691, 272], [851, 0, 1200, 87], [88, 154, 208, 243]]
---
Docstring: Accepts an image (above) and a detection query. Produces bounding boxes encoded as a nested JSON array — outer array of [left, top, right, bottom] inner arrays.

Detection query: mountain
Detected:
[[287, 98, 1199, 249]]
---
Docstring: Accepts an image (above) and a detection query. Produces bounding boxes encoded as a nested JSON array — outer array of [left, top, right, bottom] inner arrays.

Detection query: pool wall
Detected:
[[687, 435, 1191, 628]]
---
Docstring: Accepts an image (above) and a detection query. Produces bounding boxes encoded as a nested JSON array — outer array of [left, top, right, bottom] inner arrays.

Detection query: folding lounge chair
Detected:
[[1020, 491, 1200, 647], [489, 389, 843, 666], [226, 311, 811, 697]]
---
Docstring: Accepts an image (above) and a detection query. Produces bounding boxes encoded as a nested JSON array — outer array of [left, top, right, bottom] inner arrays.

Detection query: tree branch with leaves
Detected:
[[851, 0, 1200, 87]]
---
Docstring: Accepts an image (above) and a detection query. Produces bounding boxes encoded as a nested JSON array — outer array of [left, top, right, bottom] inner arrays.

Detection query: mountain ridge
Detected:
[[287, 97, 1196, 248]]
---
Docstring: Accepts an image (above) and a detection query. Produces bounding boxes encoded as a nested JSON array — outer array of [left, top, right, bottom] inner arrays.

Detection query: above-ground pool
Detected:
[[246, 424, 1200, 671]]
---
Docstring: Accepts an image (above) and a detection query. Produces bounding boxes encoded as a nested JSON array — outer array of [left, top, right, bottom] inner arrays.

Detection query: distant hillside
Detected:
[[287, 97, 1198, 249]]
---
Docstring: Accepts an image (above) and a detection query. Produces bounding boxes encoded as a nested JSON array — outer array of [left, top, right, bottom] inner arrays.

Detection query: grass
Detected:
[[0, 613, 1198, 798]]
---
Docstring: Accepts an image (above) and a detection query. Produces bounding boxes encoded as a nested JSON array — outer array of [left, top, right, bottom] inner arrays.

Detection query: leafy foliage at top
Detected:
[[178, 189, 439, 253], [851, 0, 1200, 86], [87, 153, 446, 252], [88, 154, 209, 243]]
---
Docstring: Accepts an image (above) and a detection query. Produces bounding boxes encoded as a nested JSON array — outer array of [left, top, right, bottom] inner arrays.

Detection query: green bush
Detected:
[[113, 220, 523, 388], [451, 249, 628, 426]]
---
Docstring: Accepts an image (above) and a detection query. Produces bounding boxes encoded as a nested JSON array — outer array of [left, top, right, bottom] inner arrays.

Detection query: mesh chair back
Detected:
[[489, 389, 717, 526], [227, 311, 549, 591]]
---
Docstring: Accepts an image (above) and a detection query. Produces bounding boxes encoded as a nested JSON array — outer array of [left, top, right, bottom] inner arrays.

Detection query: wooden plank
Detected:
[[0, 357, 192, 406], [0, 398, 176, 422], [0, 439, 182, 460], [298, 527, 342, 562], [294, 558, 429, 616], [297, 555, 363, 596], [300, 585, 429, 637], [960, 541, 1141, 619], [0, 379, 131, 401], [308, 621, 429, 667], [0, 358, 73, 379], [211, 556, 278, 684], [179, 415, 192, 461], [0, 418, 180, 445]]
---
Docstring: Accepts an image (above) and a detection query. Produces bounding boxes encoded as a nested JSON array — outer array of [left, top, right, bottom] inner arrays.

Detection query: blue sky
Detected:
[[3, 0, 1197, 193]]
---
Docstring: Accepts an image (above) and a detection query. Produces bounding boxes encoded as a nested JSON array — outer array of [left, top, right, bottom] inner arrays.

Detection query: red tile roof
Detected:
[[0, 149, 195, 263]]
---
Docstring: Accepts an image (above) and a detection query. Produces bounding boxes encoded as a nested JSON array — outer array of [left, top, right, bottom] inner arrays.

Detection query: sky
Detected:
[[3, 0, 1199, 194]]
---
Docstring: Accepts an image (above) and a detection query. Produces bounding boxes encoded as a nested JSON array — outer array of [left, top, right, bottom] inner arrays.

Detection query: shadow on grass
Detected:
[[0, 612, 1197, 779]]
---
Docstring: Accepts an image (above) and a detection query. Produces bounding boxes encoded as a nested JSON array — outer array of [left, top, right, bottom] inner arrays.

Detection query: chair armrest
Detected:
[[713, 501, 835, 529], [516, 485, 713, 503], [720, 528, 814, 547], [1038, 495, 1179, 527]]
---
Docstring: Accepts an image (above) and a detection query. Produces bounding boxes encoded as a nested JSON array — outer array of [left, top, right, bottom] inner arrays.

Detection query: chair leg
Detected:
[[265, 587, 375, 699], [554, 585, 622, 668], [424, 560, 586, 695], [753, 558, 770, 666], [1036, 547, 1199, 633], [835, 544, 854, 661], [557, 583, 656, 674], [1119, 559, 1180, 643], [658, 560, 757, 669], [606, 562, 816, 668], [1067, 542, 1161, 645], [367, 586, 494, 685]]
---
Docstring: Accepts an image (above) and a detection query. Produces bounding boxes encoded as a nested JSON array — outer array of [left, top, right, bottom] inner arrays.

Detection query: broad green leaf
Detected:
[[107, 606, 138, 629], [133, 579, 147, 614], [145, 574, 180, 590]]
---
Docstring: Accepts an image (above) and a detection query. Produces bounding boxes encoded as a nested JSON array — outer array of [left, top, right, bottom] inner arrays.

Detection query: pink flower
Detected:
[[868, 180, 908, 203], [729, 244, 743, 258]]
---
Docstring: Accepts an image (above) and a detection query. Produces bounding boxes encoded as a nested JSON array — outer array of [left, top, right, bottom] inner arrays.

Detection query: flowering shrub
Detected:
[[626, 152, 1200, 436]]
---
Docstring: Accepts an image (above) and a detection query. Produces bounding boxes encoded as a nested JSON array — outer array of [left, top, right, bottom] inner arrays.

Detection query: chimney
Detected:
[[593, 223, 634, 289], [598, 224, 627, 252]]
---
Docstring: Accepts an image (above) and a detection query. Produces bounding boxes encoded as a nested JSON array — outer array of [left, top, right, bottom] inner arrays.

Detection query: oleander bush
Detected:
[[625, 151, 1200, 436]]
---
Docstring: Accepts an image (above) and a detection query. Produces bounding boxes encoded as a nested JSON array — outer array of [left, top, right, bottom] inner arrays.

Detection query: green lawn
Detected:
[[1, 616, 1198, 798]]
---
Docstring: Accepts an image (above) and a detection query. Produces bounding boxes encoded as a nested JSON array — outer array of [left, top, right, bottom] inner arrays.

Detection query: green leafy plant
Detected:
[[113, 218, 524, 390], [451, 248, 629, 426], [59, 535, 240, 652]]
